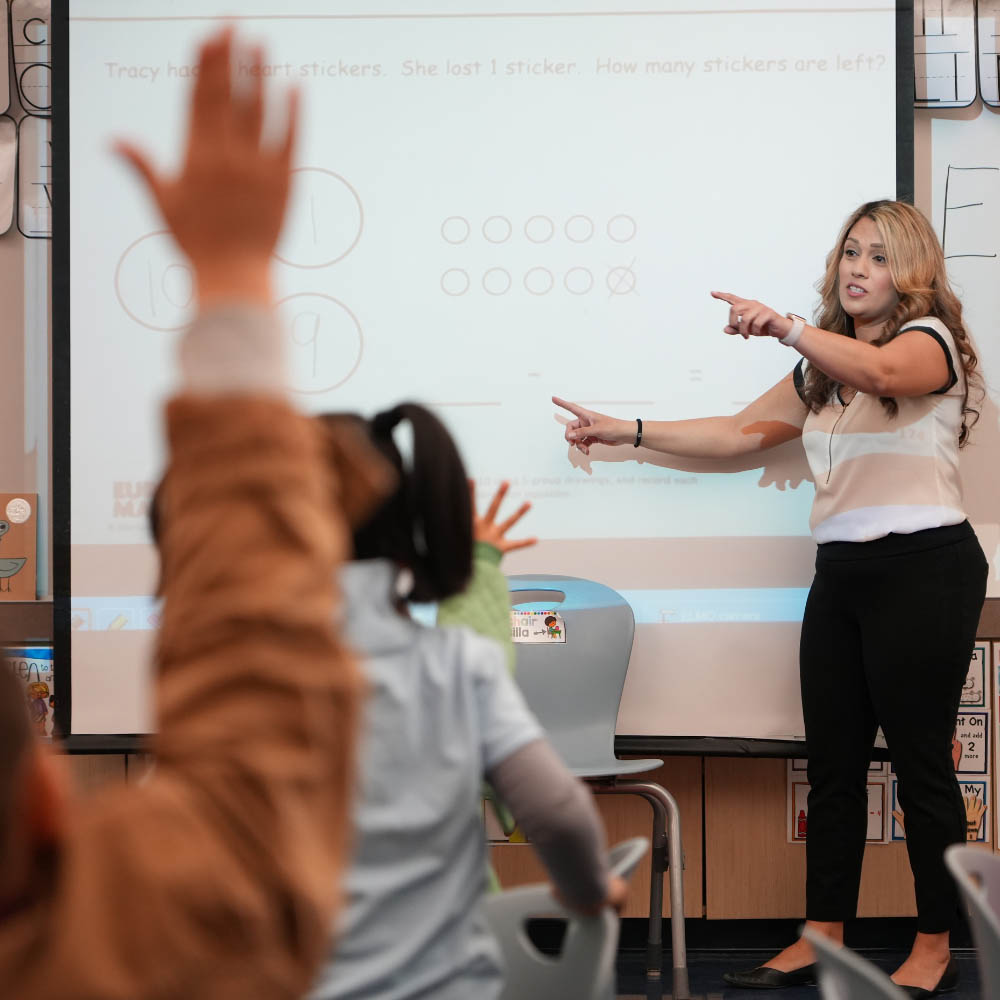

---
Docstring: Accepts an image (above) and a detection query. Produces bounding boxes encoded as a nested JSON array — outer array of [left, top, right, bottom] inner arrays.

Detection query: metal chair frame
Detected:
[[507, 574, 689, 998]]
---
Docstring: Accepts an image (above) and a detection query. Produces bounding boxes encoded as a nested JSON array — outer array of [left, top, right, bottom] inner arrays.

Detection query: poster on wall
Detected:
[[787, 769, 887, 844], [892, 777, 990, 845], [17, 114, 50, 238], [11, 0, 50, 117], [953, 710, 990, 774], [3, 646, 54, 738], [0, 117, 16, 235], [961, 643, 988, 708], [913, 0, 976, 108], [0, 11, 10, 113], [980, 5, 1000, 106], [994, 642, 1000, 851], [0, 494, 37, 600]]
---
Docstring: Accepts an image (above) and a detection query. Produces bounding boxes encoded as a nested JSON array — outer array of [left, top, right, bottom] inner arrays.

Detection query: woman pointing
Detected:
[[555, 200, 988, 998]]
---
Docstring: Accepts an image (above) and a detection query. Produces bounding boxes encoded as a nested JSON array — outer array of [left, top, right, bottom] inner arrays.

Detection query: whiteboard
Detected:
[[931, 106, 1000, 596], [61, 0, 902, 738]]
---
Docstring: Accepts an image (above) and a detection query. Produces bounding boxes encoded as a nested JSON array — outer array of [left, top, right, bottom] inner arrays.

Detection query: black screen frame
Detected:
[[51, 1, 915, 754]]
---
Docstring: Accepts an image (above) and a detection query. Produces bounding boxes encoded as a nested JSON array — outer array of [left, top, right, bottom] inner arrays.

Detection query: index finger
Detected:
[[710, 290, 739, 305], [552, 396, 589, 421]]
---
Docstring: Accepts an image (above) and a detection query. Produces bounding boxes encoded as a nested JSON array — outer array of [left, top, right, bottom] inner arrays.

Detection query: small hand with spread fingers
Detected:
[[470, 480, 536, 554], [552, 396, 631, 455], [114, 28, 299, 306], [711, 290, 793, 341]]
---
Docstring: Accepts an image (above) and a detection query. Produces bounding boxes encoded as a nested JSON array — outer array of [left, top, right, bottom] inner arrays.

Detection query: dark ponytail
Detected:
[[318, 403, 473, 602]]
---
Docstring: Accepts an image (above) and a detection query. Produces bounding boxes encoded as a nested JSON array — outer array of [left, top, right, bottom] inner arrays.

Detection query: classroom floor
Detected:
[[614, 949, 981, 999]]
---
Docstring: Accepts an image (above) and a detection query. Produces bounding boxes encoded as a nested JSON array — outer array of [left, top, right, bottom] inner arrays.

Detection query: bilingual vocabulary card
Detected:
[[510, 610, 566, 644]]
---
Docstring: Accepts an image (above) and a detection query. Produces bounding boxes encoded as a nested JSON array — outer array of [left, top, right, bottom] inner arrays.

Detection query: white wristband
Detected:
[[780, 313, 806, 348]]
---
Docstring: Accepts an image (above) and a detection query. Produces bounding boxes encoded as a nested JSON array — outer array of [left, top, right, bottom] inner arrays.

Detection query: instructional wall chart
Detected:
[[789, 644, 995, 846]]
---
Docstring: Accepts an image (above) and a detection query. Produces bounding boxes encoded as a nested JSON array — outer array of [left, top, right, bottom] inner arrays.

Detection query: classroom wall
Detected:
[[0, 18, 49, 613]]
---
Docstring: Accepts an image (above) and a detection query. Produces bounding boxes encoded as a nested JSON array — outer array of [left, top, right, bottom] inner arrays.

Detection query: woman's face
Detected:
[[837, 215, 899, 331]]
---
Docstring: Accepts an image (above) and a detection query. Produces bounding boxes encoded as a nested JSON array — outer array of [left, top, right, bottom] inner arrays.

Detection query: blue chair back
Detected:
[[507, 575, 657, 778]]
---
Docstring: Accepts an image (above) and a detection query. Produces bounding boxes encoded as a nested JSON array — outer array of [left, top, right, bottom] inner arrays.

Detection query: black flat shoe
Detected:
[[896, 956, 959, 998], [722, 963, 818, 989]]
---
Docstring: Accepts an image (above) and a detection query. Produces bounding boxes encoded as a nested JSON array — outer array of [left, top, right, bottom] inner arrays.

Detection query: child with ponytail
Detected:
[[310, 402, 622, 1000]]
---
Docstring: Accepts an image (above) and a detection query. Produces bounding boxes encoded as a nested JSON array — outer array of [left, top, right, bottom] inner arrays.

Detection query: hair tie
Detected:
[[372, 406, 405, 437]]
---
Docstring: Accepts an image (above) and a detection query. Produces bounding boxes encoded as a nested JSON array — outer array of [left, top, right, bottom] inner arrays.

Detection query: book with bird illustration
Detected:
[[0, 493, 37, 600]]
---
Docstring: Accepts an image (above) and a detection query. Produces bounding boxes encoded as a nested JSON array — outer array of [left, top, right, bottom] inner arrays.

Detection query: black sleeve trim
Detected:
[[902, 325, 958, 394], [792, 357, 807, 404]]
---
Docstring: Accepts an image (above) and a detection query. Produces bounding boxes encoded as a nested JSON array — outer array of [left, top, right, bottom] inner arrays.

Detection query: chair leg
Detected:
[[590, 780, 690, 999]]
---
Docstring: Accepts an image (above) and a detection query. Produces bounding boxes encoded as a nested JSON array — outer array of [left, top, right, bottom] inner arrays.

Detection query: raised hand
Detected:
[[470, 480, 536, 555], [552, 396, 630, 455], [711, 291, 793, 341], [115, 29, 299, 306]]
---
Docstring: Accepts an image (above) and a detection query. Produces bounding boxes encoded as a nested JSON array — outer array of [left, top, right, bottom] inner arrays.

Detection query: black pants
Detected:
[[800, 521, 988, 933]]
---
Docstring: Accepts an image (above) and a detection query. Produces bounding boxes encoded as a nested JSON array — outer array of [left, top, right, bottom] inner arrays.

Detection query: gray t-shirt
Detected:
[[310, 559, 543, 1000]]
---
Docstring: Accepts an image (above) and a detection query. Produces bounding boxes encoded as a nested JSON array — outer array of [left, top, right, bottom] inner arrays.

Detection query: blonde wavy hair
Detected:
[[804, 199, 982, 445]]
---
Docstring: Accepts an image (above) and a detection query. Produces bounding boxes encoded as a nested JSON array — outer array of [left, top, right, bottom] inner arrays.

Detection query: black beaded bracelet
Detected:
[[634, 418, 643, 448]]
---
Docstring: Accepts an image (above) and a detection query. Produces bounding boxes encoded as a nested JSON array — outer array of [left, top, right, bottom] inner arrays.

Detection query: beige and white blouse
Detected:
[[795, 316, 967, 544]]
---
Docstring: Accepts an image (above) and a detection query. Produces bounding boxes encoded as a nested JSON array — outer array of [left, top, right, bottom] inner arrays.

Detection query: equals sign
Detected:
[[689, 369, 703, 382]]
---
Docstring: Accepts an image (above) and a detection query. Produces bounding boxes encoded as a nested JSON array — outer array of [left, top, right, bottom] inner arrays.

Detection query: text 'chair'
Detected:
[[507, 574, 688, 998], [804, 927, 908, 1000], [946, 844, 1000, 998], [486, 837, 649, 1000]]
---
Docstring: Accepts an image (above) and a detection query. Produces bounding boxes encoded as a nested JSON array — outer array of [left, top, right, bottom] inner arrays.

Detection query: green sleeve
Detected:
[[436, 541, 515, 674]]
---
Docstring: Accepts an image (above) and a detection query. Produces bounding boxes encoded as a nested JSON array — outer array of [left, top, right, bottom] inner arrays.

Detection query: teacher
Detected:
[[554, 200, 987, 998]]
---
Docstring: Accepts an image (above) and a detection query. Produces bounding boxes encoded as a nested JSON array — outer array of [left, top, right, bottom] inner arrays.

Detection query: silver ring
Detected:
[[737, 314, 743, 324]]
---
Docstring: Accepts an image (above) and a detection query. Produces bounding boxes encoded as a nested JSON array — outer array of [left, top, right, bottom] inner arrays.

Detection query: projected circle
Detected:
[[277, 293, 363, 394], [441, 216, 470, 244], [607, 263, 637, 295], [441, 268, 470, 296], [524, 267, 554, 295], [607, 214, 637, 242], [482, 267, 512, 295], [564, 267, 593, 295], [565, 215, 594, 243], [275, 167, 363, 269], [482, 216, 512, 243], [525, 215, 555, 243], [114, 231, 193, 331]]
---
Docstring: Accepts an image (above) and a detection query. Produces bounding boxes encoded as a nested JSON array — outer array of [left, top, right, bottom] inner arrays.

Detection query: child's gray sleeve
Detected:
[[486, 738, 609, 909]]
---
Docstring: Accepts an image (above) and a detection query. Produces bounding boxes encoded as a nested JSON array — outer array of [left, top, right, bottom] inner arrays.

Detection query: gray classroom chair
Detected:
[[507, 574, 688, 998], [803, 927, 908, 1000], [946, 844, 1000, 998], [485, 837, 649, 1000]]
